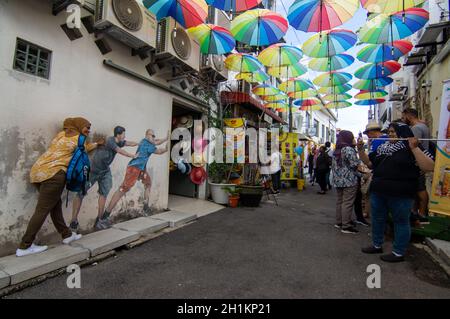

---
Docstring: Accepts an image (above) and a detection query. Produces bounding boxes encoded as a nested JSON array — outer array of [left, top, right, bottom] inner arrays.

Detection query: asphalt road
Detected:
[[6, 185, 450, 299]]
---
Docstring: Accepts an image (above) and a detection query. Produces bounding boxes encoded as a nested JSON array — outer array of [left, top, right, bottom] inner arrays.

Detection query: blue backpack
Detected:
[[66, 134, 90, 198]]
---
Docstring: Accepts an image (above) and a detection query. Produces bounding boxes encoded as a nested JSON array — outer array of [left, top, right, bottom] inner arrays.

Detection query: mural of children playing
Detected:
[[98, 129, 170, 228], [70, 126, 140, 232], [16, 117, 104, 257]]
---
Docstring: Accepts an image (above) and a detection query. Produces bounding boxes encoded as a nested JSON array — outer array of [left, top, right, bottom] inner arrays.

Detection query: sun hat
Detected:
[[190, 167, 207, 185], [363, 121, 382, 134]]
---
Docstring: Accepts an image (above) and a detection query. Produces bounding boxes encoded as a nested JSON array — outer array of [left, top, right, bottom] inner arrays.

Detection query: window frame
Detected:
[[13, 38, 52, 80]]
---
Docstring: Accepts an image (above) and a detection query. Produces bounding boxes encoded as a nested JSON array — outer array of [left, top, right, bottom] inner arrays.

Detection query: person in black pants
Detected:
[[354, 178, 370, 226], [315, 146, 331, 194]]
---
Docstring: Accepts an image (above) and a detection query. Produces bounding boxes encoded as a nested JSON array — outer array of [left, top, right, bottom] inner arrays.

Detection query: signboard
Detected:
[[264, 114, 273, 124], [280, 133, 301, 181], [429, 79, 450, 217]]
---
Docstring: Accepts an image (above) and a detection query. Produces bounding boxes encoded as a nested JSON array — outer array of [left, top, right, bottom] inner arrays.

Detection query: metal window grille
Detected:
[[13, 38, 52, 79]]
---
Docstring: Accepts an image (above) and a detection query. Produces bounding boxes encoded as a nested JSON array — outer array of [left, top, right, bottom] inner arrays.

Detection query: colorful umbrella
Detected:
[[353, 77, 393, 90], [308, 54, 355, 72], [188, 24, 235, 54], [258, 44, 303, 67], [231, 9, 288, 46], [358, 8, 429, 44], [252, 84, 281, 96], [206, 0, 262, 13], [295, 104, 323, 111], [267, 63, 307, 78], [325, 101, 352, 109], [143, 0, 208, 28], [323, 93, 352, 102], [302, 29, 357, 58], [265, 101, 289, 109], [288, 89, 318, 99], [355, 90, 388, 100], [318, 84, 352, 94], [287, 0, 359, 33], [261, 93, 289, 102], [355, 99, 386, 105], [356, 40, 413, 63], [224, 53, 263, 72], [361, 0, 426, 15], [279, 78, 314, 93], [235, 70, 270, 83], [293, 98, 322, 108], [354, 61, 401, 79], [313, 71, 352, 87]]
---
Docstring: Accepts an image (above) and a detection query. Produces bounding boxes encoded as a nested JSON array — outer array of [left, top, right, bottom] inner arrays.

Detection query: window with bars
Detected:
[[13, 39, 52, 79]]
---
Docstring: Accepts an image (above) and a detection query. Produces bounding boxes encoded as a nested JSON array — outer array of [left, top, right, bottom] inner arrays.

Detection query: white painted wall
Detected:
[[0, 0, 209, 256]]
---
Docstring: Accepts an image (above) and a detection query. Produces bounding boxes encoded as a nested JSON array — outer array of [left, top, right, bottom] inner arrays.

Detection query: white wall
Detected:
[[0, 0, 201, 255]]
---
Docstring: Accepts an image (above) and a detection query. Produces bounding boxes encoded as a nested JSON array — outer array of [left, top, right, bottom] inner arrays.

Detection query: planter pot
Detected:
[[239, 185, 264, 207], [209, 182, 236, 205], [228, 195, 240, 208]]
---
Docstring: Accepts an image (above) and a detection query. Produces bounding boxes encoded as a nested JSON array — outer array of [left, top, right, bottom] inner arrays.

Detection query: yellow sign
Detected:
[[430, 80, 450, 217], [280, 133, 302, 181]]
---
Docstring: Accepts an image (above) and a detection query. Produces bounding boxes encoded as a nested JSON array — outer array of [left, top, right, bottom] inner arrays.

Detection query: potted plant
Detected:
[[208, 162, 235, 205], [239, 163, 264, 207], [223, 186, 240, 208]]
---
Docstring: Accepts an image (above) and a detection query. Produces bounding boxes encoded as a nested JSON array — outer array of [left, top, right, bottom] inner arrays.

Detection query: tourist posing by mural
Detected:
[[16, 118, 103, 257], [70, 126, 139, 232], [99, 129, 170, 228]]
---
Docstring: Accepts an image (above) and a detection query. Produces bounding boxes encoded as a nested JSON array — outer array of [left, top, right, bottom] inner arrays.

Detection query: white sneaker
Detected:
[[62, 232, 82, 245], [16, 244, 48, 257]]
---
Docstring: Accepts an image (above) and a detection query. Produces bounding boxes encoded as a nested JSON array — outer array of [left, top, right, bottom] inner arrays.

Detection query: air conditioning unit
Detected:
[[201, 55, 228, 82], [94, 0, 157, 50], [156, 17, 200, 73]]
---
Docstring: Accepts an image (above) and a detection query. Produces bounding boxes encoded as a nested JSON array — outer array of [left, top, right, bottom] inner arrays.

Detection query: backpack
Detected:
[[66, 134, 90, 200]]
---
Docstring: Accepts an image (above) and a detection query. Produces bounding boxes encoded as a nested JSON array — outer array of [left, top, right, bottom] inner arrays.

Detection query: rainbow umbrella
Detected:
[[302, 29, 357, 58], [143, 0, 208, 28], [188, 24, 235, 54], [288, 0, 359, 33], [206, 0, 262, 13], [357, 40, 413, 63], [353, 77, 393, 90], [224, 53, 263, 72], [355, 99, 386, 106], [231, 9, 288, 46], [279, 78, 314, 93], [355, 61, 401, 79], [261, 93, 289, 102], [358, 8, 429, 44], [296, 104, 323, 111], [361, 0, 426, 15], [265, 101, 289, 109], [288, 89, 318, 99], [267, 63, 307, 78], [323, 93, 352, 102], [252, 84, 281, 96], [308, 54, 355, 72], [293, 98, 322, 108], [318, 84, 352, 94], [325, 101, 352, 109], [258, 44, 303, 67], [313, 71, 352, 87], [236, 70, 270, 83], [355, 90, 388, 100]]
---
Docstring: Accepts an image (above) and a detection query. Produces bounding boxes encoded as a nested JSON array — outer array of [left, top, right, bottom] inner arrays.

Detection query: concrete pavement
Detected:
[[4, 185, 450, 298]]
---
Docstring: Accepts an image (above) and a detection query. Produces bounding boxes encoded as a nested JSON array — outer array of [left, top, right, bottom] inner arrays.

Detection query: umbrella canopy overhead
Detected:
[[258, 43, 303, 67], [355, 90, 388, 100], [265, 101, 289, 109], [325, 101, 352, 109], [355, 99, 386, 105], [261, 93, 289, 102], [252, 84, 281, 96], [287, 0, 359, 33], [354, 61, 401, 79], [279, 78, 314, 93], [293, 98, 322, 108], [318, 84, 352, 94], [323, 93, 352, 102], [224, 53, 263, 72], [143, 0, 208, 28], [267, 63, 308, 78], [303, 29, 358, 58], [313, 71, 352, 87], [361, 0, 426, 15], [231, 9, 288, 46], [188, 24, 235, 54], [206, 0, 262, 12], [353, 77, 394, 90], [288, 89, 318, 99], [308, 54, 355, 71], [235, 71, 270, 83], [357, 40, 413, 63], [358, 8, 429, 44]]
